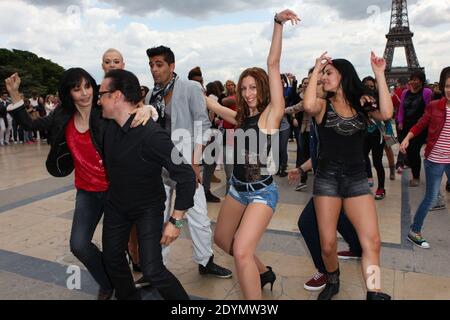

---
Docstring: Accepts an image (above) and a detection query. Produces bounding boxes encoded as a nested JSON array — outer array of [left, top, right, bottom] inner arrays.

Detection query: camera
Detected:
[[362, 100, 378, 113]]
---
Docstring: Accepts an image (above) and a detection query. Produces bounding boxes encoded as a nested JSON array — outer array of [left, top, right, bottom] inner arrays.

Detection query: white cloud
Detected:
[[1, 0, 448, 90], [302, 0, 422, 20], [410, 0, 450, 27], [19, 0, 281, 18]]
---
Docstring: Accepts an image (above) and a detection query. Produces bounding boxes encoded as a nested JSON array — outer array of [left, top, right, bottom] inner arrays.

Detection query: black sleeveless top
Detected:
[[232, 114, 277, 182], [317, 101, 367, 163]]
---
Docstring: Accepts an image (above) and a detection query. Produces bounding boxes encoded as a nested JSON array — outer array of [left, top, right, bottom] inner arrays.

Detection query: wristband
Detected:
[[274, 13, 283, 25]]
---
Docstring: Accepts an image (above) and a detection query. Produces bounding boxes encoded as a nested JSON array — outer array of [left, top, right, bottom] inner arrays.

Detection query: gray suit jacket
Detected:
[[146, 78, 211, 164]]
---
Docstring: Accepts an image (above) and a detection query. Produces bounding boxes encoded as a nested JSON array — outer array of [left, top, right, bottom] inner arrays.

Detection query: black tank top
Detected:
[[232, 114, 277, 182], [317, 101, 367, 163]]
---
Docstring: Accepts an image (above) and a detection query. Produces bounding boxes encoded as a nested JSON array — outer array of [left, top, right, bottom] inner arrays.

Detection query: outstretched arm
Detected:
[[5, 73, 54, 131], [205, 96, 238, 126], [285, 101, 304, 114], [129, 103, 158, 128], [263, 9, 300, 131]]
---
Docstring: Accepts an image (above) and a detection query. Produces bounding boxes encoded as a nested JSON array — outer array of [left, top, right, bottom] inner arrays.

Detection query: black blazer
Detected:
[[9, 103, 107, 177]]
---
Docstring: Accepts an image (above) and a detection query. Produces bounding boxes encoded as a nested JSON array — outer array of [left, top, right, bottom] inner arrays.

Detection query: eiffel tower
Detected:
[[383, 0, 424, 85]]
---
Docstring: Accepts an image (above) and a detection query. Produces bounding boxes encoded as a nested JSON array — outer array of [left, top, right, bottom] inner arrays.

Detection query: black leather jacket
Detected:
[[9, 103, 107, 177]]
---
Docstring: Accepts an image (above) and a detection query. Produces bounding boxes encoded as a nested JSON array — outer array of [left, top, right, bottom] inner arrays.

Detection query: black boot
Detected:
[[367, 291, 391, 300], [318, 268, 340, 300], [205, 190, 221, 203], [279, 168, 288, 177], [260, 266, 276, 291], [126, 249, 141, 272]]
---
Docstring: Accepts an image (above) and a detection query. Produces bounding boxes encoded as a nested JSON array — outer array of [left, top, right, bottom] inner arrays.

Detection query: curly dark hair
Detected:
[[146, 46, 175, 65]]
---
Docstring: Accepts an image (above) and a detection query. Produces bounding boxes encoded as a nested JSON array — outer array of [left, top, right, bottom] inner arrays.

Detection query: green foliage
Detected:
[[0, 48, 65, 97]]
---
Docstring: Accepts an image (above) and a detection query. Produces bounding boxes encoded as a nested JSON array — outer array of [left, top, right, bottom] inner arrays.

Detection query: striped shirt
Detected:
[[428, 106, 450, 163]]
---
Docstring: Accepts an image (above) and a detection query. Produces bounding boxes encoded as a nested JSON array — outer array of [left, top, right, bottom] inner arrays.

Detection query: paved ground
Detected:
[[0, 141, 449, 300]]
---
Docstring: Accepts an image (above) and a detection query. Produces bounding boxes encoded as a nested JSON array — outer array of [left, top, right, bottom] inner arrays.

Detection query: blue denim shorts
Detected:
[[228, 176, 279, 212], [313, 159, 370, 199]]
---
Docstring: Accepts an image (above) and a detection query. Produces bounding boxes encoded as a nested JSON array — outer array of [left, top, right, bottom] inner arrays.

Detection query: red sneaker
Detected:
[[337, 250, 361, 260], [375, 188, 386, 200], [304, 272, 327, 291]]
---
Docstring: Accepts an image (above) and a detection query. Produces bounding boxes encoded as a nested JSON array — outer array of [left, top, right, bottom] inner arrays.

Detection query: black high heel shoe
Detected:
[[366, 291, 391, 300], [126, 249, 141, 272], [318, 268, 340, 300], [260, 266, 276, 291]]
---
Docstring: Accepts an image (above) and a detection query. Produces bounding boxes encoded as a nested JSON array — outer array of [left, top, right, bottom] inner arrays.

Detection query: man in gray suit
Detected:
[[145, 46, 232, 279]]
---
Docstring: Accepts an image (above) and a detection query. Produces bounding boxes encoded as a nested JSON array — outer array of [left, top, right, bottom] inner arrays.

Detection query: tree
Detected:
[[0, 49, 65, 97]]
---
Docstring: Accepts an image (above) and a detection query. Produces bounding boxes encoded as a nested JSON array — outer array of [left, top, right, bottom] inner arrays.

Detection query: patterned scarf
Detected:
[[149, 72, 178, 128]]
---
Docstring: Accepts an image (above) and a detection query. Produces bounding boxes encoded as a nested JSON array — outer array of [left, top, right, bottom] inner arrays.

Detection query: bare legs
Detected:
[[214, 195, 273, 299], [314, 195, 382, 291]]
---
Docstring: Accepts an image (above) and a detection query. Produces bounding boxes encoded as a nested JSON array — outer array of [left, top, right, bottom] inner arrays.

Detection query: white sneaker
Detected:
[[407, 230, 430, 249], [295, 182, 307, 191]]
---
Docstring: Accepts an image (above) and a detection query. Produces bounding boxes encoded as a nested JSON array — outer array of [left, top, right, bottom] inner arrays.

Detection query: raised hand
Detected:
[[314, 52, 332, 72], [370, 51, 386, 75], [275, 9, 300, 25], [4, 73, 21, 94]]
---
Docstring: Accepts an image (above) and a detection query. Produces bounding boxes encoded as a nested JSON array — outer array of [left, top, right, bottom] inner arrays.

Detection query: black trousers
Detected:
[[102, 204, 189, 300], [364, 132, 386, 190], [298, 198, 362, 274], [279, 128, 291, 171], [396, 125, 406, 168], [406, 130, 427, 180], [299, 131, 311, 182]]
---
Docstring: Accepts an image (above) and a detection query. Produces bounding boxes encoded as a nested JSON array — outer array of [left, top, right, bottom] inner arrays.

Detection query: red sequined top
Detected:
[[65, 117, 109, 192]]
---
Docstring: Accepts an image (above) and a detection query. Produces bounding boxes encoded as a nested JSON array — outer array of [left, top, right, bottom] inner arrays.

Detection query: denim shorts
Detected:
[[313, 159, 370, 199], [228, 176, 279, 212]]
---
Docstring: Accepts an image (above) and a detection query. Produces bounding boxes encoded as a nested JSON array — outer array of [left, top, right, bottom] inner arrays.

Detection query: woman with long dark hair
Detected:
[[303, 52, 393, 300], [203, 9, 298, 299], [361, 76, 392, 200], [400, 66, 450, 249], [5, 69, 151, 299]]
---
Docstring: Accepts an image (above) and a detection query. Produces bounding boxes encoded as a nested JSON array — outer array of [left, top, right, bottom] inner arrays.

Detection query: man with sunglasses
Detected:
[[98, 69, 196, 300]]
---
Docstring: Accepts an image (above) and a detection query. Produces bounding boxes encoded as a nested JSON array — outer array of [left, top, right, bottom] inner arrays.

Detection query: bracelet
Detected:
[[274, 13, 283, 25]]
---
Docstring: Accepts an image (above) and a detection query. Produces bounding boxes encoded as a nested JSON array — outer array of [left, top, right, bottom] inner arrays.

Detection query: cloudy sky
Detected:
[[0, 0, 449, 87]]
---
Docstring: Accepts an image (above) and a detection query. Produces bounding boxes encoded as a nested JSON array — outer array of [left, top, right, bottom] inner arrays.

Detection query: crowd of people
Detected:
[[0, 90, 59, 145], [1, 7, 450, 301]]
